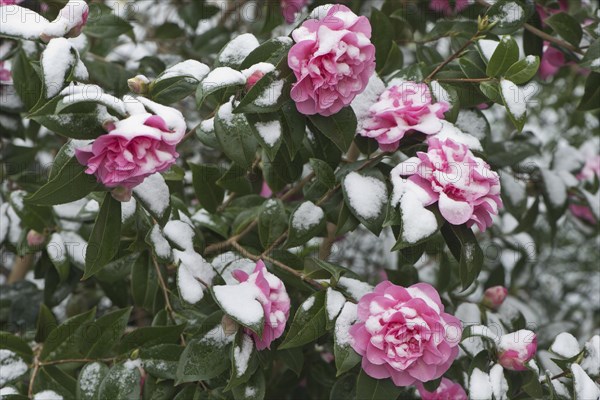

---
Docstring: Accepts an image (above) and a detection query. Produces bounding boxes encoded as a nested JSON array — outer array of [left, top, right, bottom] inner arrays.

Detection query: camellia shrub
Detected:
[[1, 0, 599, 399]]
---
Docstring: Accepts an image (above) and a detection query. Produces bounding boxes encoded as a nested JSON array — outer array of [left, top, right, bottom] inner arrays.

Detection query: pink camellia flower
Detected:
[[0, 0, 24, 5], [232, 260, 290, 350], [429, 0, 469, 15], [281, 0, 309, 23], [482, 286, 508, 310], [349, 281, 462, 386], [288, 5, 376, 116], [569, 153, 600, 224], [539, 44, 565, 80], [577, 154, 600, 181], [358, 82, 449, 152], [260, 181, 273, 198], [416, 378, 468, 400], [0, 61, 11, 83], [497, 330, 537, 371], [391, 138, 502, 231], [75, 114, 184, 190]]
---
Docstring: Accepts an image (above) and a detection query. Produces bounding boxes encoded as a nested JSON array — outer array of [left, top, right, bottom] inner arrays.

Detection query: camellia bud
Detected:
[[245, 70, 265, 91], [27, 230, 46, 247], [497, 330, 537, 371], [128, 75, 150, 94], [482, 285, 508, 309], [111, 186, 133, 202], [221, 315, 239, 336]]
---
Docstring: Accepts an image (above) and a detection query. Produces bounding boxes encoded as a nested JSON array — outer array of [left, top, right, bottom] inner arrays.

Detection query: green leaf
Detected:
[[95, 252, 139, 283], [85, 9, 134, 39], [232, 368, 266, 400], [40, 308, 96, 361], [580, 38, 600, 73], [308, 107, 357, 153], [281, 102, 306, 159], [330, 373, 357, 400], [190, 163, 225, 213], [486, 36, 519, 77], [25, 157, 102, 205], [486, 0, 533, 35], [35, 304, 58, 343], [240, 38, 293, 69], [12, 49, 42, 109], [140, 344, 184, 380], [379, 44, 404, 77], [130, 252, 163, 313], [370, 8, 394, 72], [79, 307, 132, 358], [306, 258, 354, 283], [0, 332, 33, 363], [196, 74, 244, 109], [83, 193, 122, 279], [279, 348, 304, 377], [441, 223, 484, 290], [504, 55, 540, 84], [459, 50, 488, 79], [214, 102, 259, 169], [545, 12, 583, 47], [217, 163, 254, 194], [150, 76, 199, 104], [117, 324, 186, 354], [30, 98, 108, 140], [258, 199, 287, 249], [175, 330, 232, 383], [355, 370, 401, 400], [77, 362, 109, 400], [262, 146, 304, 192], [97, 363, 141, 400], [279, 291, 327, 349], [577, 72, 600, 111], [285, 201, 326, 248], [226, 332, 259, 390]]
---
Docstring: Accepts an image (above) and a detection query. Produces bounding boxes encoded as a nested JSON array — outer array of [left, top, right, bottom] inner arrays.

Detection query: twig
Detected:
[[151, 256, 186, 345], [436, 77, 493, 83], [8, 254, 33, 284], [425, 33, 480, 82]]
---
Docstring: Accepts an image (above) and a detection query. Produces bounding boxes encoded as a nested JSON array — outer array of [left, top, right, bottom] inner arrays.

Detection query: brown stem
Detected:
[[151, 256, 186, 345], [8, 254, 33, 284], [436, 77, 493, 83], [425, 34, 479, 82]]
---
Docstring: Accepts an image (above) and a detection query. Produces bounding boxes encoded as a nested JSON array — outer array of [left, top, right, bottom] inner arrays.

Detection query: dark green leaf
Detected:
[[84, 193, 122, 279], [77, 362, 109, 400], [175, 331, 231, 383], [370, 8, 394, 72], [355, 370, 401, 400], [486, 0, 533, 35], [35, 304, 57, 343], [97, 363, 141, 400], [117, 324, 186, 354], [140, 344, 183, 380], [545, 12, 583, 47], [40, 308, 95, 361], [441, 223, 484, 290], [232, 368, 266, 400], [279, 291, 327, 349], [505, 56, 540, 84], [79, 307, 132, 358], [577, 72, 600, 111], [486, 36, 519, 77], [258, 199, 287, 249], [214, 103, 259, 169], [12, 49, 42, 109], [190, 163, 225, 213], [308, 107, 357, 153]]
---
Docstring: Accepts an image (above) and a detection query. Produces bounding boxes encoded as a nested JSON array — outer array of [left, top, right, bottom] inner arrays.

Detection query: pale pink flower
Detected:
[[232, 260, 291, 350], [497, 330, 537, 371], [416, 378, 468, 400], [359, 82, 449, 152], [539, 44, 565, 80], [577, 154, 600, 181], [26, 230, 46, 247], [281, 0, 309, 23], [288, 5, 375, 116], [482, 286, 508, 310], [391, 138, 502, 231], [569, 153, 600, 224], [0, 0, 24, 5], [260, 181, 273, 198], [75, 114, 184, 190], [429, 0, 469, 15], [349, 281, 462, 386], [41, 0, 89, 41]]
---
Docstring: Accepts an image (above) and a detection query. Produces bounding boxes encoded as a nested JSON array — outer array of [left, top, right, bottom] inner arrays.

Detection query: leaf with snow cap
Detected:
[[77, 362, 109, 400], [258, 199, 288, 250], [505, 55, 540, 84], [499, 78, 527, 132], [247, 113, 284, 160], [485, 0, 533, 35], [196, 67, 245, 109], [139, 344, 183, 380], [216, 33, 260, 68], [212, 281, 265, 337], [342, 169, 388, 236], [150, 60, 210, 104], [279, 291, 327, 349], [285, 201, 326, 248], [240, 37, 293, 69], [231, 367, 266, 400], [133, 173, 171, 225], [214, 100, 259, 169], [226, 332, 259, 391], [97, 361, 142, 400], [235, 63, 293, 114]]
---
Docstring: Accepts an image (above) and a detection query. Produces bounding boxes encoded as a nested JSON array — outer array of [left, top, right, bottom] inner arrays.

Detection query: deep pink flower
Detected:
[[0, 0, 24, 5], [288, 5, 376, 116], [391, 138, 502, 231], [260, 181, 273, 198], [358, 82, 449, 152], [0, 61, 11, 83], [482, 286, 508, 310], [569, 153, 600, 224], [75, 114, 184, 189], [281, 0, 309, 23], [539, 44, 565, 80], [497, 330, 537, 371], [233, 260, 290, 350], [349, 281, 462, 386], [416, 378, 468, 400], [429, 0, 469, 15], [569, 204, 596, 224]]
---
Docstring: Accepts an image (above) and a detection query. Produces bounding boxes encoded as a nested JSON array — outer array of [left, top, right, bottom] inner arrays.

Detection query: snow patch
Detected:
[[292, 201, 324, 231], [343, 172, 387, 220]]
